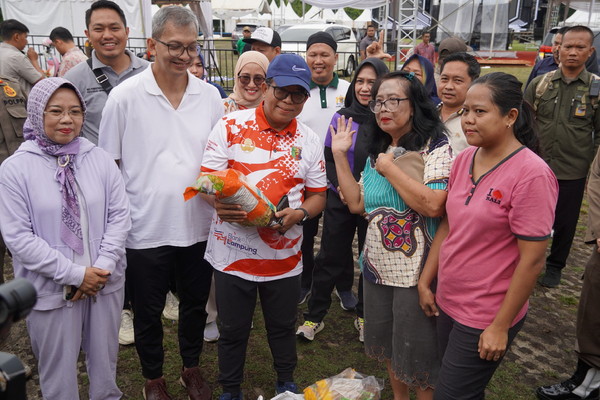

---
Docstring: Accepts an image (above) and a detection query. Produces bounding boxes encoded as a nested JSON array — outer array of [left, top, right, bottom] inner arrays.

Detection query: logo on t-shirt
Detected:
[[291, 146, 302, 160], [485, 188, 503, 205], [335, 95, 345, 108]]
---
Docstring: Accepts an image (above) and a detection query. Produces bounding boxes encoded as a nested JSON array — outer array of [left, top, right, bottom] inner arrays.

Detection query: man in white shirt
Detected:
[[437, 52, 480, 154], [99, 6, 223, 400]]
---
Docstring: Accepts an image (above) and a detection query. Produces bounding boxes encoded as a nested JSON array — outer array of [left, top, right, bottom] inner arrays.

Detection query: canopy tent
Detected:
[[211, 0, 271, 19], [302, 0, 385, 8], [565, 10, 600, 27], [0, 0, 152, 47]]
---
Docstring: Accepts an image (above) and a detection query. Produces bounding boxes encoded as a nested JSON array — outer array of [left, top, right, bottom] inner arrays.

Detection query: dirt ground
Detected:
[[1, 215, 588, 399]]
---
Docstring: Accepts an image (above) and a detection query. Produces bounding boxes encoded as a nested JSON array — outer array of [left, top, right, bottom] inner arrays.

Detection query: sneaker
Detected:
[[334, 289, 358, 311], [536, 380, 599, 400], [143, 377, 172, 400], [354, 317, 364, 343], [218, 391, 243, 400], [180, 366, 212, 400], [276, 381, 298, 395], [162, 291, 179, 321], [298, 287, 310, 305], [296, 320, 324, 341], [204, 321, 220, 342], [540, 266, 562, 288], [119, 309, 135, 345]]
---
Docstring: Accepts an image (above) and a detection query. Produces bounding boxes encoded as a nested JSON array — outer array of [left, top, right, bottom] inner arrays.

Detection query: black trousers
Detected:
[[547, 178, 587, 271], [214, 270, 300, 393], [305, 190, 368, 322], [434, 308, 525, 400], [126, 242, 213, 379]]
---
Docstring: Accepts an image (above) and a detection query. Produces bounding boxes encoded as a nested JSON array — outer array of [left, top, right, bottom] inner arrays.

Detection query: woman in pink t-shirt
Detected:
[[418, 72, 559, 399]]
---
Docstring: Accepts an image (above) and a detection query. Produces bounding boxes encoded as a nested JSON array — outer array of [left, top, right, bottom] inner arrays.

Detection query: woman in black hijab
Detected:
[[301, 58, 389, 343]]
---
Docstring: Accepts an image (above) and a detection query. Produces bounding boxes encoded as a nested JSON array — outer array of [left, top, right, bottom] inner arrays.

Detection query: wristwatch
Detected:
[[295, 207, 310, 225]]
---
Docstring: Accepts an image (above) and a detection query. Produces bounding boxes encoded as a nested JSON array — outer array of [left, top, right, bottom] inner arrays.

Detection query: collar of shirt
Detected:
[[142, 67, 202, 96], [310, 73, 340, 108], [555, 66, 590, 85], [90, 49, 146, 72], [65, 46, 82, 56], [255, 102, 298, 137], [0, 42, 22, 54], [310, 72, 339, 90], [437, 102, 462, 120]]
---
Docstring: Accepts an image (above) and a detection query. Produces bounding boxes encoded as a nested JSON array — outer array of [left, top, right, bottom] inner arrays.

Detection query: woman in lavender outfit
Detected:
[[0, 77, 130, 400]]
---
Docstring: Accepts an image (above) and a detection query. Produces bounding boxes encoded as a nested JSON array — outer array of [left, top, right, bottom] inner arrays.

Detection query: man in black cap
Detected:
[[243, 27, 281, 61], [297, 31, 357, 341]]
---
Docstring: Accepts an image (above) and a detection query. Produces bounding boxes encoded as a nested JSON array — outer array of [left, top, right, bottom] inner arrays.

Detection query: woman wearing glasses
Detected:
[[331, 70, 452, 400], [224, 51, 269, 114], [0, 78, 130, 399]]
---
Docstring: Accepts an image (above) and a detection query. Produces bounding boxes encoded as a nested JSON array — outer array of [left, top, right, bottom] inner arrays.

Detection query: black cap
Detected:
[[306, 31, 337, 53]]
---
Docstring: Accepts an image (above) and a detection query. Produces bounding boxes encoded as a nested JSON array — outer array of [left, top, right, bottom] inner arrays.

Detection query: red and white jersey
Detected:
[[201, 103, 327, 281]]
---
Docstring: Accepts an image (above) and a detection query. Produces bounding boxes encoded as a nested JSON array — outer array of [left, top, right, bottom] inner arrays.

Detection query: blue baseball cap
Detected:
[[266, 54, 311, 93]]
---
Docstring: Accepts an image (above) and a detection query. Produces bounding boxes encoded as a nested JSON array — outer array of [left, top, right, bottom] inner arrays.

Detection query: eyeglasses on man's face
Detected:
[[269, 85, 309, 104], [154, 38, 198, 58], [368, 97, 409, 113]]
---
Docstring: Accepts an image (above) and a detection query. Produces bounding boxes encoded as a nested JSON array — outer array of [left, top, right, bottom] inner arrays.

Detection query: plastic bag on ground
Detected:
[[303, 368, 383, 400]]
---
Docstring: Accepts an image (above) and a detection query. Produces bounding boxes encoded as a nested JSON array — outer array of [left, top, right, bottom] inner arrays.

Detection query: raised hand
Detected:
[[330, 115, 356, 155]]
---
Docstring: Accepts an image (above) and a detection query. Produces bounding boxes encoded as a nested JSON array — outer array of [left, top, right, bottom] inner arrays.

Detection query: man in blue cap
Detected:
[[201, 53, 327, 400]]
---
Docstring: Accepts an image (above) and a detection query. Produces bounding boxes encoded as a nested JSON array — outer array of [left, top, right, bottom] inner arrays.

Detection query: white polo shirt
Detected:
[[298, 74, 350, 144], [99, 66, 224, 249], [202, 104, 327, 282]]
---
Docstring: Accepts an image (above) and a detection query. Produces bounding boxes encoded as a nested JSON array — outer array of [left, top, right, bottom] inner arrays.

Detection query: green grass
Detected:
[[558, 295, 579, 307]]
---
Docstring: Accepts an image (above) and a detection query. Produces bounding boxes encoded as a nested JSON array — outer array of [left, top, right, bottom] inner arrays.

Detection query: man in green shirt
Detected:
[[236, 27, 251, 55], [525, 25, 600, 288]]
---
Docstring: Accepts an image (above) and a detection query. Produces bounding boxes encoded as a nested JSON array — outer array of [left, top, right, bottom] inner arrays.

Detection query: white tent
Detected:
[[0, 0, 152, 46], [211, 0, 271, 19]]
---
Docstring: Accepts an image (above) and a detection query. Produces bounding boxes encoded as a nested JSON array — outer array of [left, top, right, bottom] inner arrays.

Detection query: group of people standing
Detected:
[[0, 2, 599, 399]]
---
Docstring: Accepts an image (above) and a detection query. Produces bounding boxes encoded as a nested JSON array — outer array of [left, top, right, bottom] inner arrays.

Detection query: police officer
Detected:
[[0, 75, 27, 283]]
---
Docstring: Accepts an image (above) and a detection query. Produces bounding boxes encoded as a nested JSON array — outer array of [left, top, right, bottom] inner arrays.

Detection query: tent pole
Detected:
[[489, 0, 499, 57]]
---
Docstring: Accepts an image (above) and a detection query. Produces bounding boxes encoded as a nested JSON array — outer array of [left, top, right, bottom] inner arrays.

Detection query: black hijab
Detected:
[[338, 58, 390, 124], [326, 58, 389, 187]]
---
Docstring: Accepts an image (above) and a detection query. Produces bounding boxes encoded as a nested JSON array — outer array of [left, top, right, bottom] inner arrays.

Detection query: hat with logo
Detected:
[[243, 27, 282, 48], [267, 54, 311, 93]]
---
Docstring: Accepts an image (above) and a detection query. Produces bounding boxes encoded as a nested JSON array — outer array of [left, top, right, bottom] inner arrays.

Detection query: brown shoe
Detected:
[[143, 377, 173, 400], [180, 366, 212, 400]]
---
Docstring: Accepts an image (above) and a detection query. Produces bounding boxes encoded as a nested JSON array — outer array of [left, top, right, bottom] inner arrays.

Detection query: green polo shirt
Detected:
[[525, 68, 600, 180], [309, 73, 340, 108]]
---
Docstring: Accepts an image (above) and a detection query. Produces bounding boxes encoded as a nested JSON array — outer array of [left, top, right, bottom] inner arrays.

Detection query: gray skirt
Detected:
[[363, 279, 440, 390]]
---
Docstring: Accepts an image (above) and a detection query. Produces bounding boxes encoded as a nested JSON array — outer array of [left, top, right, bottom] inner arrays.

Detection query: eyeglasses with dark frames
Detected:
[[368, 97, 409, 113], [238, 75, 266, 86], [269, 85, 309, 104], [154, 38, 198, 58]]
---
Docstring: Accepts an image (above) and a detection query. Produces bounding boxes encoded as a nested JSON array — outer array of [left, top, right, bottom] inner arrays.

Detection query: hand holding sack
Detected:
[[184, 168, 276, 227]]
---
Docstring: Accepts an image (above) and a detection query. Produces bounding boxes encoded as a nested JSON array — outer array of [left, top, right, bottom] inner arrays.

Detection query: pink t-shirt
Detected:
[[436, 146, 558, 329]]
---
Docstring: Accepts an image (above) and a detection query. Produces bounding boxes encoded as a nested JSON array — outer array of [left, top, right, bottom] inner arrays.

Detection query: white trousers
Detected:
[[27, 288, 124, 400]]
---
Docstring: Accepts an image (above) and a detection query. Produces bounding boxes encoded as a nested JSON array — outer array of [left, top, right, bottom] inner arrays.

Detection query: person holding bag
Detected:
[[331, 70, 453, 400]]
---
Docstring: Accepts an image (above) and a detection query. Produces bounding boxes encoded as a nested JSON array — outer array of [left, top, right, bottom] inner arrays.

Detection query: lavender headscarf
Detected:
[[23, 78, 87, 255]]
